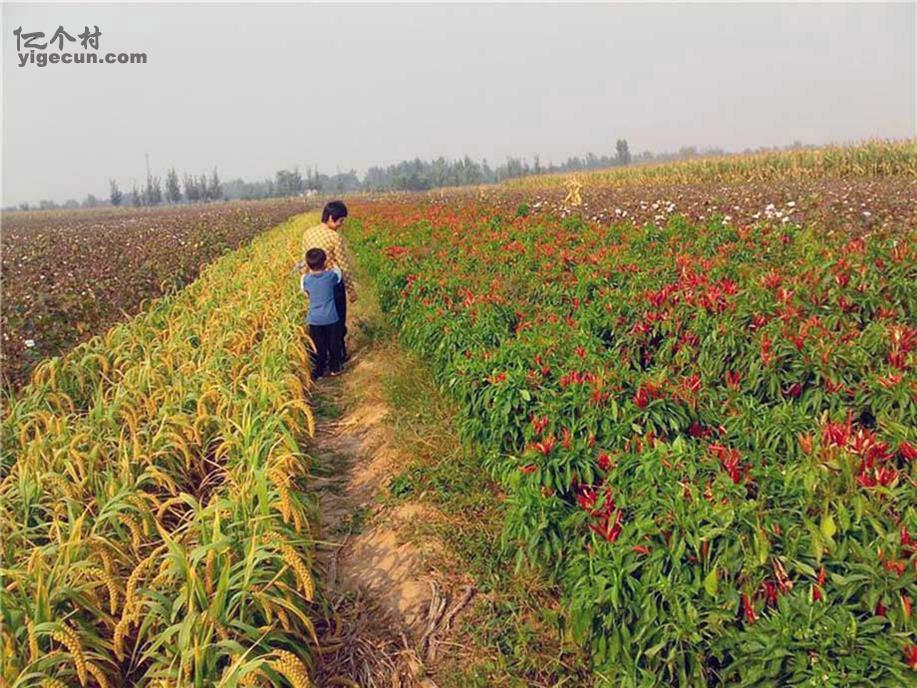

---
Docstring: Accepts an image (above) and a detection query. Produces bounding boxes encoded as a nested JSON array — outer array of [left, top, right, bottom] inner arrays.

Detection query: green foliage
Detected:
[[351, 202, 917, 685]]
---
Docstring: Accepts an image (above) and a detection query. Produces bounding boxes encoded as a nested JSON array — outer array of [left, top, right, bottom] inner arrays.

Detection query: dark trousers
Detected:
[[309, 321, 343, 378], [333, 280, 348, 361]]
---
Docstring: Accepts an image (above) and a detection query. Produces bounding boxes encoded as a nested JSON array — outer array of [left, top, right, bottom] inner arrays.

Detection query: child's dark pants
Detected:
[[333, 280, 348, 362], [309, 321, 343, 378]]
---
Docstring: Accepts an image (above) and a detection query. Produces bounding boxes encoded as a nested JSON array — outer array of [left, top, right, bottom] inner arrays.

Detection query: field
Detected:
[[1, 199, 312, 391], [1, 214, 319, 687], [1, 142, 915, 687], [503, 139, 917, 189], [345, 146, 916, 685], [469, 178, 917, 237]]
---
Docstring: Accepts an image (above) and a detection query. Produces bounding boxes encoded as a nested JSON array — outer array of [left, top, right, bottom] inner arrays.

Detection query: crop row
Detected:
[[1, 214, 319, 687], [1, 198, 313, 392], [350, 200, 916, 686], [503, 139, 917, 189]]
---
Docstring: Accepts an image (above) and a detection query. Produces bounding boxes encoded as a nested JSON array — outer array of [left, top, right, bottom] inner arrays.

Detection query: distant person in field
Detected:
[[299, 200, 357, 364], [301, 248, 344, 379]]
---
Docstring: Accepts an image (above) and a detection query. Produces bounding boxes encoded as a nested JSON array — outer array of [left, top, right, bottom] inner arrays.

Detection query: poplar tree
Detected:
[[109, 179, 123, 206], [166, 168, 182, 204]]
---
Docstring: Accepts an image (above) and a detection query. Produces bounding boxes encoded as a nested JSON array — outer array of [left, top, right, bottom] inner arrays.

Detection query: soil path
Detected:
[[307, 291, 474, 687]]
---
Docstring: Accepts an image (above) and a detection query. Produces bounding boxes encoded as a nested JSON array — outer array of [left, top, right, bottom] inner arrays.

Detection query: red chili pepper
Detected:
[[797, 433, 813, 454], [577, 487, 597, 511], [762, 580, 779, 607], [596, 451, 613, 471], [904, 645, 917, 670], [531, 415, 549, 435], [900, 441, 917, 461], [530, 434, 556, 456], [876, 465, 898, 486], [689, 422, 709, 438], [883, 559, 907, 577], [634, 386, 650, 408], [742, 593, 758, 624], [822, 414, 852, 447], [631, 545, 650, 555]]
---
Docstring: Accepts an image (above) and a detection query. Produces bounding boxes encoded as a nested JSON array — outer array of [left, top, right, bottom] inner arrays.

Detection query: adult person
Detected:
[[298, 200, 357, 363]]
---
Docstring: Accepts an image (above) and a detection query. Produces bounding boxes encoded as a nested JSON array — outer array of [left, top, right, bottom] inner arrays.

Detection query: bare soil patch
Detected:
[[309, 305, 475, 687]]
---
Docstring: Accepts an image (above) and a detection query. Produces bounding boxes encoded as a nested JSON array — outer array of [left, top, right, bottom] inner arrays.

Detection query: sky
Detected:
[[2, 2, 915, 206]]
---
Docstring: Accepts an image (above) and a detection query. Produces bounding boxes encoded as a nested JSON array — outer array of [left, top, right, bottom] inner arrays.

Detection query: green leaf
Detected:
[[836, 503, 850, 533], [820, 512, 837, 540], [754, 528, 770, 566], [704, 568, 719, 597]]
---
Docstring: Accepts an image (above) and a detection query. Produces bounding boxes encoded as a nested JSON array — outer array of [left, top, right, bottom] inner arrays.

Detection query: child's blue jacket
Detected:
[[301, 267, 342, 325]]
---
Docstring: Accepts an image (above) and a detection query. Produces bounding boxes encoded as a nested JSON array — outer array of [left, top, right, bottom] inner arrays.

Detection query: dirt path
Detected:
[[307, 292, 475, 687]]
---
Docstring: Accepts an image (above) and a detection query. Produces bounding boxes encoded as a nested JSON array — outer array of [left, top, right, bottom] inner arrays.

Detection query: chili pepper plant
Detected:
[[351, 200, 916, 686]]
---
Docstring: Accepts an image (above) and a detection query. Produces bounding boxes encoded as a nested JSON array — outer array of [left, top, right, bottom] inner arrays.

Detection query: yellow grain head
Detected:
[[87, 663, 112, 688], [269, 650, 311, 688], [280, 543, 314, 602], [91, 565, 119, 616], [40, 679, 69, 688], [51, 625, 87, 686], [120, 514, 143, 554], [27, 620, 39, 664], [205, 548, 216, 595], [113, 615, 131, 661]]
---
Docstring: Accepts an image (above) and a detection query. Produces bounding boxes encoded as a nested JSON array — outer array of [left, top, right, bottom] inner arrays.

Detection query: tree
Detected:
[[166, 168, 182, 204], [82, 194, 100, 208], [183, 174, 200, 203], [208, 168, 222, 201], [131, 183, 142, 207], [144, 175, 163, 205], [275, 168, 304, 197], [198, 174, 210, 202], [109, 179, 123, 207], [305, 167, 321, 192], [616, 139, 631, 166]]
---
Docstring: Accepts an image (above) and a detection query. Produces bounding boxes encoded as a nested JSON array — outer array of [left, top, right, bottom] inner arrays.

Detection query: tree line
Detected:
[[107, 168, 223, 208], [11, 168, 223, 211], [7, 139, 818, 211], [222, 139, 634, 199], [9, 141, 634, 210]]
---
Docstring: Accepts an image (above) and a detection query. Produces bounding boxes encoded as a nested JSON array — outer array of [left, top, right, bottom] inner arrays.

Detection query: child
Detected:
[[301, 248, 343, 380], [299, 200, 357, 363]]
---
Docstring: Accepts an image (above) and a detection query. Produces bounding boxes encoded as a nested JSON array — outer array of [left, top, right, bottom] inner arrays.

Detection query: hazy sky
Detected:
[[3, 2, 914, 205]]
